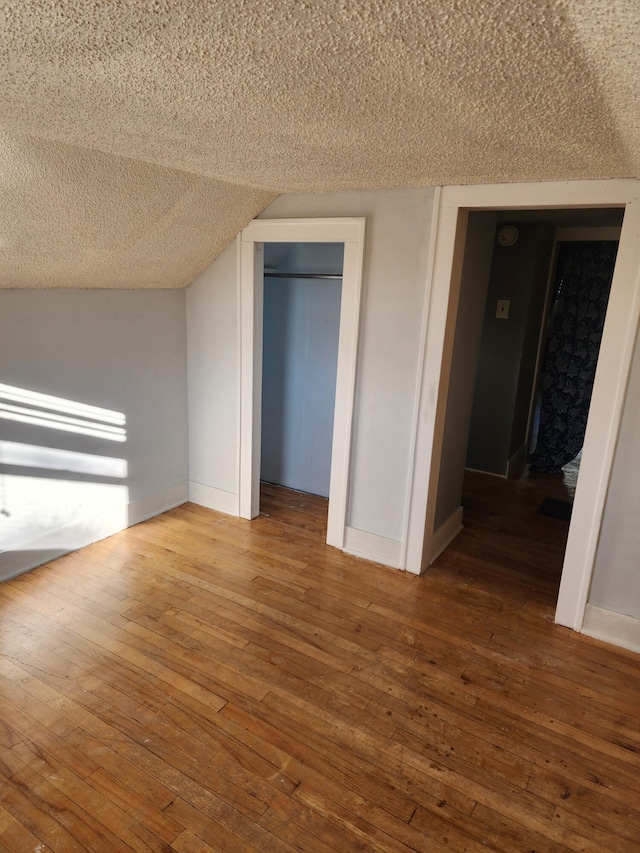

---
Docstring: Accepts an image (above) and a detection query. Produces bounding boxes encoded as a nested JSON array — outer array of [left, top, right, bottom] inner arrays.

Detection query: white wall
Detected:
[[187, 188, 435, 553], [187, 242, 240, 513], [0, 290, 188, 579]]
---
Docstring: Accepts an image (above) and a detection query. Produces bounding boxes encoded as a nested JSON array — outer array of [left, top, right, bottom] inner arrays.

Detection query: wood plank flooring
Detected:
[[1, 479, 639, 852]]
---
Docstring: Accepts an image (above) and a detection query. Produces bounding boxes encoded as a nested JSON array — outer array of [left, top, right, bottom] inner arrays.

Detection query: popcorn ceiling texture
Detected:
[[0, 132, 274, 288], [0, 1, 638, 288]]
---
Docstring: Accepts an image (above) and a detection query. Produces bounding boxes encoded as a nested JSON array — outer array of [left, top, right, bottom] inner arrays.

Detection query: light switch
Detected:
[[496, 299, 510, 320]]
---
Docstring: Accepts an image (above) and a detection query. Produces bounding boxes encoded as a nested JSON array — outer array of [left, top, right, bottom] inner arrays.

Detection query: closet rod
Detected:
[[264, 272, 342, 280]]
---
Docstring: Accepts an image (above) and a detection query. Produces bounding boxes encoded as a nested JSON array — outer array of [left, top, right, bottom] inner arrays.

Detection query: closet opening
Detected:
[[238, 216, 366, 551], [260, 242, 344, 531]]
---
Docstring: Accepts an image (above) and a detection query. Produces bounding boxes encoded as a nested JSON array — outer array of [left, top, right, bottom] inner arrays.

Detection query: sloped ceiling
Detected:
[[1, 1, 638, 288]]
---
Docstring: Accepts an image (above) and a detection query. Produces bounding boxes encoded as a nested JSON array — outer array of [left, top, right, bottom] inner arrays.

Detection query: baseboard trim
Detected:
[[582, 604, 640, 654], [189, 481, 239, 515], [430, 506, 464, 565], [343, 526, 402, 569], [0, 481, 189, 583]]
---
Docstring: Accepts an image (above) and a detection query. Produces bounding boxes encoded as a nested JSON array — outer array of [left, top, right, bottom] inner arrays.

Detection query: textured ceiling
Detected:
[[1, 1, 638, 288]]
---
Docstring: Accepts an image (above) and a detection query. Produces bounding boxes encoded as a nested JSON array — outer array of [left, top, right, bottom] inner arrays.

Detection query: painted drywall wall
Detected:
[[187, 242, 240, 513], [434, 212, 497, 530], [187, 187, 435, 548], [0, 290, 188, 578], [589, 324, 640, 619], [466, 223, 554, 475], [261, 243, 343, 497]]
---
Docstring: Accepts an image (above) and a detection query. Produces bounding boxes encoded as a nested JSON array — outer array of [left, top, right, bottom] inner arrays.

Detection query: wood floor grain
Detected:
[[1, 477, 639, 852]]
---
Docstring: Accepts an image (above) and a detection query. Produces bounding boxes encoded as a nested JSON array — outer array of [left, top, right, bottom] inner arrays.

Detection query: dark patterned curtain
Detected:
[[529, 241, 618, 473]]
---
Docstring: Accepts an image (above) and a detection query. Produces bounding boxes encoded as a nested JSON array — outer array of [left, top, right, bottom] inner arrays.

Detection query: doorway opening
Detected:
[[260, 242, 344, 532], [424, 204, 625, 618], [238, 217, 366, 551]]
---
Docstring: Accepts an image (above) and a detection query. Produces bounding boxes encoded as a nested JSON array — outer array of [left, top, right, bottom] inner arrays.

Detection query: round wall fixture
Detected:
[[497, 225, 519, 247]]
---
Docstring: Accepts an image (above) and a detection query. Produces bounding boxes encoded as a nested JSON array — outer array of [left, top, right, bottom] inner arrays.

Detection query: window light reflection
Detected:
[[0, 384, 127, 442], [0, 384, 126, 425], [0, 441, 127, 478]]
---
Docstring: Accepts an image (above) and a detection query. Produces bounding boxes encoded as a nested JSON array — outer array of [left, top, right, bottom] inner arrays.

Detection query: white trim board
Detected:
[[430, 506, 463, 565], [343, 526, 402, 568], [403, 178, 640, 636], [238, 217, 366, 552], [582, 604, 640, 655], [189, 481, 239, 515], [399, 188, 442, 570], [0, 482, 188, 582]]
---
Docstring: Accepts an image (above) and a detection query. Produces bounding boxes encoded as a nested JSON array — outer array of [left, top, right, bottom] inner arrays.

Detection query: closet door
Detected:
[[261, 276, 342, 497]]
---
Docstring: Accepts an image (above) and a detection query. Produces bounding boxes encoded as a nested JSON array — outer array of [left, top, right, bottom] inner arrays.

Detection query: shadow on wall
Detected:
[[0, 383, 129, 569]]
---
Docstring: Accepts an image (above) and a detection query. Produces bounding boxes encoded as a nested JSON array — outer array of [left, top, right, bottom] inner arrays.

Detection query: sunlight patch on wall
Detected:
[[0, 383, 126, 441], [0, 441, 127, 478], [0, 384, 130, 555]]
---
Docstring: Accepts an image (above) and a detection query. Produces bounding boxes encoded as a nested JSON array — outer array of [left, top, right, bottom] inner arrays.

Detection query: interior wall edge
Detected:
[[507, 444, 527, 479], [429, 506, 464, 566]]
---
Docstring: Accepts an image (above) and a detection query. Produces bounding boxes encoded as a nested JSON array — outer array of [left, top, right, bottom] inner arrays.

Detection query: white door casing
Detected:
[[403, 179, 640, 632], [238, 218, 366, 550]]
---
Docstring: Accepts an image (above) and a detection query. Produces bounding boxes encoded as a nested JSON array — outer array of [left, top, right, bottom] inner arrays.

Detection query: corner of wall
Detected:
[[506, 444, 527, 479], [429, 506, 463, 565]]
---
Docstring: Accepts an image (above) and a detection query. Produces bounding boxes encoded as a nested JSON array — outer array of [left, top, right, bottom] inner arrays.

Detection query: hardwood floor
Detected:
[[453, 459, 581, 603], [1, 480, 639, 852]]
